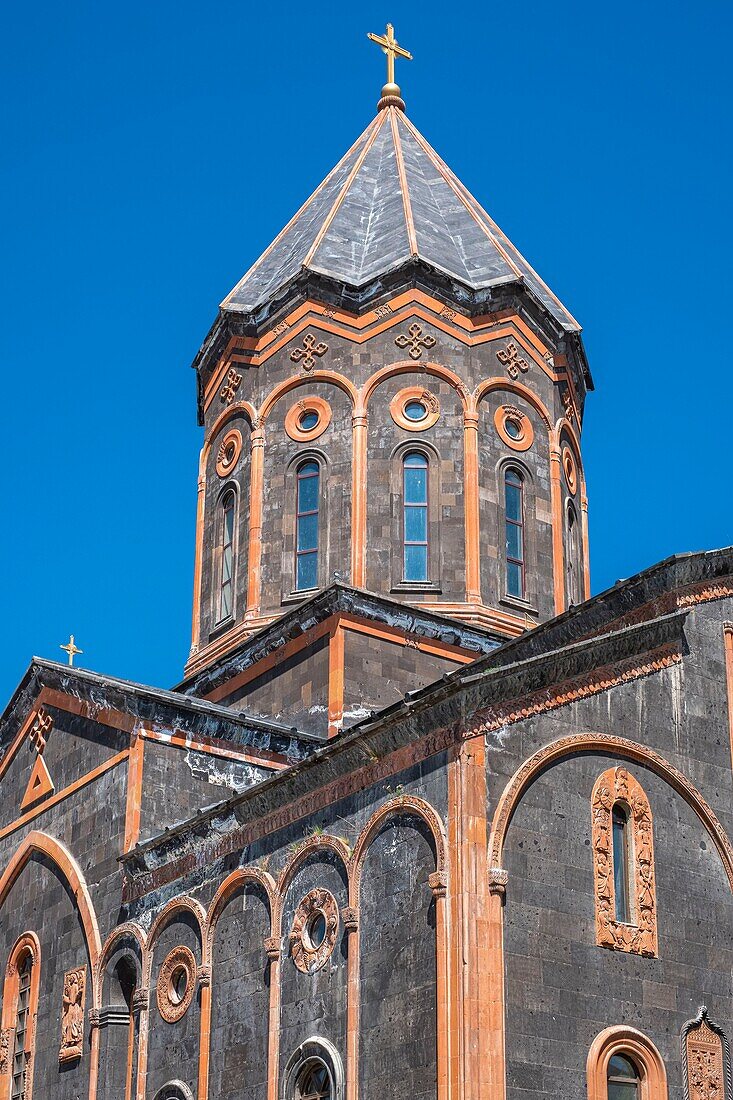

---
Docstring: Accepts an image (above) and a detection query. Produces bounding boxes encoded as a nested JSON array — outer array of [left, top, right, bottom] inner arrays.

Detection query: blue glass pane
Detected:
[[609, 1057, 638, 1080], [297, 551, 318, 591], [404, 400, 427, 421], [506, 560, 522, 597], [220, 584, 232, 619], [221, 546, 233, 584], [505, 482, 522, 522], [404, 467, 427, 504], [297, 513, 318, 552], [612, 809, 630, 922], [297, 472, 320, 513], [506, 522, 523, 561], [404, 544, 428, 582], [405, 504, 427, 543], [404, 451, 428, 467], [300, 411, 319, 430], [608, 1085, 637, 1100], [223, 501, 235, 543]]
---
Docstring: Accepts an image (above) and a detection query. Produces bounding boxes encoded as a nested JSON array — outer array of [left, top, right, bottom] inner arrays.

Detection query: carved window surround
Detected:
[[592, 766, 658, 957]]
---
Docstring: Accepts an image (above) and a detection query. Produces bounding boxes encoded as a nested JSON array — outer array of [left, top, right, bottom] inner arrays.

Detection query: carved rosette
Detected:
[[156, 946, 197, 1024], [591, 766, 658, 957], [290, 889, 339, 974], [59, 966, 86, 1063]]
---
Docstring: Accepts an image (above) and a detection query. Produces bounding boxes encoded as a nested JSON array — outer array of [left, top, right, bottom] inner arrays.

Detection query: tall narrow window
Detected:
[[403, 452, 428, 582], [10, 953, 32, 1100], [567, 503, 580, 605], [606, 1053, 640, 1100], [612, 804, 632, 924], [219, 491, 236, 620], [296, 460, 320, 591], [504, 468, 525, 598]]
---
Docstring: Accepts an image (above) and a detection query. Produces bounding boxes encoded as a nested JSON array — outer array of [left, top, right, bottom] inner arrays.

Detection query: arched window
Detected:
[[296, 460, 320, 591], [1, 934, 40, 1100], [567, 502, 580, 605], [612, 804, 632, 924], [218, 490, 236, 620], [607, 1053, 640, 1100], [504, 467, 525, 598], [295, 1060, 333, 1100], [403, 451, 429, 582]]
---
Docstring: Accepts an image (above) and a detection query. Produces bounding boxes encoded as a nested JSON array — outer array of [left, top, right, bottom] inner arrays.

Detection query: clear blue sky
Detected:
[[1, 0, 731, 703]]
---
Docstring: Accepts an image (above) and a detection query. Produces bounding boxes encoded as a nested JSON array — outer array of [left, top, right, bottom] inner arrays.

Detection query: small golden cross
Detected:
[[367, 23, 412, 90], [60, 634, 83, 667]]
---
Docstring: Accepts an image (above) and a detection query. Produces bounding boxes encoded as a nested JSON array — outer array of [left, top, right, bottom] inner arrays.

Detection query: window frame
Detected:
[[282, 1037, 344, 1100], [213, 487, 238, 626], [504, 465, 526, 601], [586, 1025, 668, 1100], [402, 450, 430, 584], [1, 932, 41, 1100], [294, 459, 321, 594], [390, 443, 442, 594]]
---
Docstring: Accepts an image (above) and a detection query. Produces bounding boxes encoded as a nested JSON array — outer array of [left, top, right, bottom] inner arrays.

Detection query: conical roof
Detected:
[[221, 107, 580, 332]]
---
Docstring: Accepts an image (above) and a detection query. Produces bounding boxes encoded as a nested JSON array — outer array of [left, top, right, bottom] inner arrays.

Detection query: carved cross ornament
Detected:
[[395, 322, 436, 361], [290, 332, 328, 372], [591, 766, 658, 957], [59, 966, 86, 1062], [685, 1011, 729, 1100], [497, 340, 529, 379], [29, 708, 53, 754], [219, 367, 243, 404]]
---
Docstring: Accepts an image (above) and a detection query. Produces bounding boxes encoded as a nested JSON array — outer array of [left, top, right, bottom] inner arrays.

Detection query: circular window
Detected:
[[494, 404, 534, 451], [215, 428, 243, 478], [291, 888, 339, 974], [390, 387, 440, 431], [562, 445, 578, 494], [156, 946, 196, 1024], [285, 397, 332, 442], [404, 399, 427, 422]]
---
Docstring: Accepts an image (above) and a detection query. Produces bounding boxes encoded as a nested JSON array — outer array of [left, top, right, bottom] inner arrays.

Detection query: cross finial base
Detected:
[[378, 84, 406, 111]]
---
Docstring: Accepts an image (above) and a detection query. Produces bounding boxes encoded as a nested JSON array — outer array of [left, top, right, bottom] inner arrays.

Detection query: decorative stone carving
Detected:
[[374, 303, 393, 318], [488, 868, 508, 899], [290, 888, 339, 974], [29, 708, 53, 753], [131, 987, 149, 1015], [394, 321, 436, 360], [156, 946, 196, 1024], [290, 332, 328, 371], [561, 386, 576, 423], [428, 870, 447, 898], [683, 1008, 731, 1100], [341, 907, 359, 933], [215, 429, 243, 478], [88, 1008, 101, 1029], [59, 966, 86, 1062], [219, 367, 242, 404], [494, 404, 534, 452], [562, 445, 578, 494], [439, 306, 456, 320], [196, 966, 211, 988], [389, 386, 440, 431], [272, 319, 290, 337], [264, 935, 280, 961], [0, 1027, 11, 1075], [591, 766, 658, 957], [497, 340, 529, 379]]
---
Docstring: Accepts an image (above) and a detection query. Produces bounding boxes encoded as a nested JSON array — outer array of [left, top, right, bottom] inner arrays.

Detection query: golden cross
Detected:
[[367, 23, 412, 90], [60, 634, 83, 667]]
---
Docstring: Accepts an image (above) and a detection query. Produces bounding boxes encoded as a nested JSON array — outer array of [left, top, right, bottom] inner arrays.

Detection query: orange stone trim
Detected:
[[683, 1009, 730, 1100], [19, 754, 54, 812], [389, 386, 440, 431], [283, 396, 332, 442], [0, 932, 41, 1100], [587, 1026, 668, 1100], [562, 444, 578, 494], [124, 733, 144, 854], [289, 888, 339, 974], [488, 732, 733, 890], [328, 621, 345, 738], [145, 897, 206, 974], [591, 766, 658, 957], [156, 946, 196, 1024], [494, 404, 535, 452], [215, 429, 243, 478]]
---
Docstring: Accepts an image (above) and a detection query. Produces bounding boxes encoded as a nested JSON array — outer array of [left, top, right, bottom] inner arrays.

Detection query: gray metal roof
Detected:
[[221, 107, 580, 332]]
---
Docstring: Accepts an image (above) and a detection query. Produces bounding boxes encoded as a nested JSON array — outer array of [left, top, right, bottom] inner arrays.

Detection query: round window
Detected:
[[169, 965, 188, 1005], [305, 911, 327, 951], [299, 410, 319, 431], [505, 417, 522, 440], [404, 400, 427, 422]]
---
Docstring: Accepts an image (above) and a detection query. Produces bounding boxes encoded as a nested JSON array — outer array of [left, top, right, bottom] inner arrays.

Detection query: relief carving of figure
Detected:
[[59, 967, 86, 1062]]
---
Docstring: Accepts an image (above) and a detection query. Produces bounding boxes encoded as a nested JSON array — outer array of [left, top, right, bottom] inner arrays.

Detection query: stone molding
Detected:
[[156, 946, 197, 1024], [682, 1008, 732, 1100]]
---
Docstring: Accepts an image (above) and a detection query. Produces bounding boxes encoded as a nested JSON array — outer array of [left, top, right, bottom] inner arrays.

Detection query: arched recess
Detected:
[[95, 926, 145, 1100], [205, 869, 275, 1100], [145, 896, 206, 984], [474, 377, 552, 430], [276, 835, 352, 937], [587, 1025, 668, 1100], [488, 733, 733, 888], [555, 415, 590, 601], [258, 371, 358, 423], [0, 830, 102, 972], [353, 800, 447, 1100], [360, 361, 470, 415]]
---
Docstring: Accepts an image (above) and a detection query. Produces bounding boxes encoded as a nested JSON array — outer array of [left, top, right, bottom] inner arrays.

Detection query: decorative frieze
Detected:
[[0, 1027, 11, 1075], [59, 966, 86, 1062], [156, 946, 196, 1024], [592, 767, 657, 957]]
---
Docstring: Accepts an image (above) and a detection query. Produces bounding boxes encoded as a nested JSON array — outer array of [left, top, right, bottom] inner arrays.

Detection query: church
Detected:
[[2, 24, 733, 1100]]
